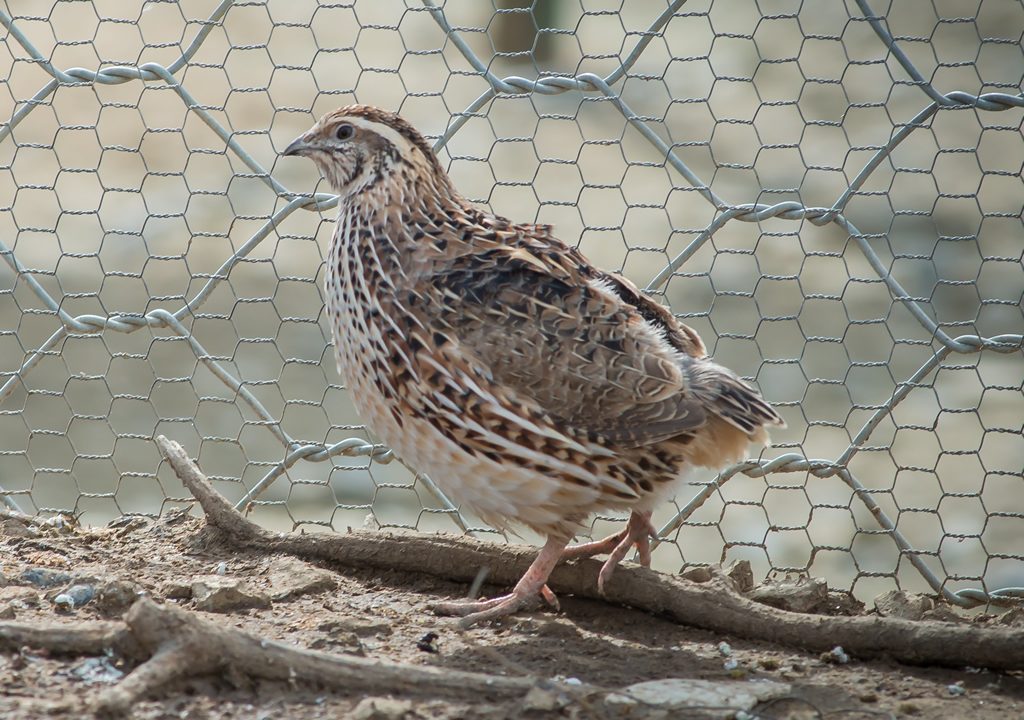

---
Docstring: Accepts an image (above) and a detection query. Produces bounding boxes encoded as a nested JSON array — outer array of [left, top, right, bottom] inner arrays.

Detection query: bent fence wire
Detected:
[[1, 1, 1022, 609]]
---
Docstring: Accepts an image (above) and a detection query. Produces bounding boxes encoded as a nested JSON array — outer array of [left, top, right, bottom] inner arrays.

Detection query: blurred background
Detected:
[[1, 0, 1022, 606]]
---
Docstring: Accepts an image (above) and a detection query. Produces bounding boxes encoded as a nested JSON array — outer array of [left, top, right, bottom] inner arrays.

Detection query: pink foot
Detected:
[[559, 529, 628, 562], [431, 537, 566, 627], [561, 511, 657, 594]]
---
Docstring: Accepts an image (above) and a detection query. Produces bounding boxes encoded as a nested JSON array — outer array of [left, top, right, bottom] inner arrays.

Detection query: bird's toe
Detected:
[[430, 588, 553, 627]]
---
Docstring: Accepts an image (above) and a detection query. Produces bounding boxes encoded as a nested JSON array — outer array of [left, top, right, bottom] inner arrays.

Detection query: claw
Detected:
[[431, 590, 544, 626], [539, 583, 560, 611], [431, 537, 567, 627], [432, 511, 658, 625], [566, 510, 656, 594]]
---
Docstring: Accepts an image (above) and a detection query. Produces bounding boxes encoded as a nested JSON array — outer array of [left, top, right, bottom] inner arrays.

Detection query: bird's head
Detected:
[[283, 105, 450, 200]]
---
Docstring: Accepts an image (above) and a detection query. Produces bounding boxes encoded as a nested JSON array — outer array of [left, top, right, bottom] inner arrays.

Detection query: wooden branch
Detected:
[[0, 620, 138, 658], [92, 598, 535, 716], [0, 597, 538, 716], [156, 435, 1024, 671]]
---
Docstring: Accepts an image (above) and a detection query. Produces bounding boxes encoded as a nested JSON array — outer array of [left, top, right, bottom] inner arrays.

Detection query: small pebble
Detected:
[[828, 646, 850, 664], [351, 696, 412, 720], [564, 677, 582, 686], [70, 656, 124, 685], [41, 515, 70, 530], [723, 658, 740, 671], [214, 561, 228, 575], [948, 682, 966, 696], [54, 584, 96, 611], [416, 631, 439, 653], [717, 641, 732, 657]]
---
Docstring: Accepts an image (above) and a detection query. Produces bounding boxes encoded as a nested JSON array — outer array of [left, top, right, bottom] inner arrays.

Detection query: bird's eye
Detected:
[[335, 123, 355, 141]]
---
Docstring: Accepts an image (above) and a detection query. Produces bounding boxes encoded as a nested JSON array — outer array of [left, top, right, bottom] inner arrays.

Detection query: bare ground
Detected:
[[0, 510, 1021, 720], [0, 440, 1021, 720]]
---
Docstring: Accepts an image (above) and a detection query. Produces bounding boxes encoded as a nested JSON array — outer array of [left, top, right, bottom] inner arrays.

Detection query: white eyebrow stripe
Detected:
[[345, 116, 415, 156]]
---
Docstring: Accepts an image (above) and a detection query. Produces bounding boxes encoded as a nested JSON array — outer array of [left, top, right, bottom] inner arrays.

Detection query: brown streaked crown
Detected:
[[332, 105, 439, 163]]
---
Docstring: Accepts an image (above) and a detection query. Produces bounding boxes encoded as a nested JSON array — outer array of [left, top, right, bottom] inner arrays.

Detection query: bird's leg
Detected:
[[558, 529, 628, 561], [431, 535, 568, 626], [432, 512, 656, 625], [560, 510, 657, 594]]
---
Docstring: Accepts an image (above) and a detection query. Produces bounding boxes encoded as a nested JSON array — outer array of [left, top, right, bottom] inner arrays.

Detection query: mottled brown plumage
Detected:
[[284, 105, 785, 624]]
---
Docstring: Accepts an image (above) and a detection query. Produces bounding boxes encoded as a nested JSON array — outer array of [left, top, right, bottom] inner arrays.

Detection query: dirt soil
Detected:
[[0, 511, 1022, 720]]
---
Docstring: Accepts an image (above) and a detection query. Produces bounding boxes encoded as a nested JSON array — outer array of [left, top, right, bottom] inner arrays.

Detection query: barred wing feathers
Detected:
[[427, 242, 709, 450]]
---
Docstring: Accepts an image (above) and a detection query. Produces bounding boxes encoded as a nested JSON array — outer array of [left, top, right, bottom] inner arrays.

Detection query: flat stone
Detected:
[[680, 566, 713, 583], [725, 560, 754, 593], [191, 575, 271, 613], [351, 697, 412, 720], [523, 685, 571, 712], [612, 678, 791, 718], [95, 579, 142, 617], [161, 580, 193, 600], [265, 557, 337, 601], [873, 590, 934, 621], [749, 576, 828, 613]]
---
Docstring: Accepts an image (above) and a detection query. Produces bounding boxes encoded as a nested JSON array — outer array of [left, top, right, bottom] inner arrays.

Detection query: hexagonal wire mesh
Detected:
[[1, 0, 1022, 608]]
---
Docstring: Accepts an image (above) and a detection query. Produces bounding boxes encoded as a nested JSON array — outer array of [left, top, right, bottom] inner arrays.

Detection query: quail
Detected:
[[284, 105, 784, 625]]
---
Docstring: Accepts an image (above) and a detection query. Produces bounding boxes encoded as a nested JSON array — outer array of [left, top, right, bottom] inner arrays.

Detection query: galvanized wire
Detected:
[[1, 1, 1021, 608]]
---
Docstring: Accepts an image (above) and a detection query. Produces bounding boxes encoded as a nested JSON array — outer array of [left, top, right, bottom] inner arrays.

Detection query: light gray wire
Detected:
[[0, 0, 1021, 606]]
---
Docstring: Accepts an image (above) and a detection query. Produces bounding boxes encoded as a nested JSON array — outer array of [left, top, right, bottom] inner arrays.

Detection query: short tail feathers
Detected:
[[689, 362, 785, 436]]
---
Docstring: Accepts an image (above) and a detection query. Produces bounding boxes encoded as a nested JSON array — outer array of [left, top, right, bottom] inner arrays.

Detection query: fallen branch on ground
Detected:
[[0, 598, 538, 717], [0, 619, 138, 659], [155, 434, 1024, 671]]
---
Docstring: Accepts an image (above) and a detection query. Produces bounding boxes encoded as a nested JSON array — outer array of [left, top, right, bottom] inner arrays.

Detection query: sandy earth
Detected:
[[0, 511, 1021, 720]]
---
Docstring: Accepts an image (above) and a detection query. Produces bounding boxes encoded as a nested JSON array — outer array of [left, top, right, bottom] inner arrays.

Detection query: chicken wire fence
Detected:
[[1, 0, 1023, 609]]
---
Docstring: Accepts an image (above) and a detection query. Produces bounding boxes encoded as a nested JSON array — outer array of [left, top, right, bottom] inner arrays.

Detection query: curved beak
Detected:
[[283, 135, 311, 157]]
